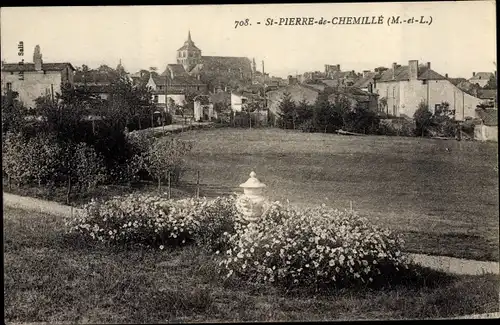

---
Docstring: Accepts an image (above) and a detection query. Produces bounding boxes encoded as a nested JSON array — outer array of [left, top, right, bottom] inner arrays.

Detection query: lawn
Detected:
[[4, 207, 499, 323], [4, 127, 498, 261], [175, 128, 499, 261]]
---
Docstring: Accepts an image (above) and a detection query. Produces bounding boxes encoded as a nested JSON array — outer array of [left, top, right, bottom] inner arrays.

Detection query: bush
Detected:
[[143, 136, 193, 189], [219, 202, 408, 289], [66, 194, 238, 250], [72, 142, 108, 190], [2, 132, 32, 186]]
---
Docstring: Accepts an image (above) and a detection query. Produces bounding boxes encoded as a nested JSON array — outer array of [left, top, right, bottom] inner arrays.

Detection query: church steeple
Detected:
[[177, 30, 202, 72]]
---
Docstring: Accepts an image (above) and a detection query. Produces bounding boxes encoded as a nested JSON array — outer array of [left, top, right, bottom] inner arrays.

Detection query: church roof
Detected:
[[198, 56, 252, 74]]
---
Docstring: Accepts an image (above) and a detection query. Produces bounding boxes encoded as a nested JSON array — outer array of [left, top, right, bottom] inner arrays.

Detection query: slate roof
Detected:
[[352, 72, 377, 88], [74, 70, 115, 84], [376, 65, 446, 82], [2, 62, 75, 72], [164, 64, 187, 77], [266, 84, 320, 106], [151, 74, 166, 86], [447, 77, 467, 86]]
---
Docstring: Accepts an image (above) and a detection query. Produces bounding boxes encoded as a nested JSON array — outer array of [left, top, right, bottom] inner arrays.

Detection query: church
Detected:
[[163, 31, 254, 93]]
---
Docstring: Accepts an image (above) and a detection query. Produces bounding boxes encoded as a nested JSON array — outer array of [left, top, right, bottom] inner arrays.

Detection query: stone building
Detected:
[[374, 60, 483, 120], [1, 45, 75, 108], [174, 31, 253, 92]]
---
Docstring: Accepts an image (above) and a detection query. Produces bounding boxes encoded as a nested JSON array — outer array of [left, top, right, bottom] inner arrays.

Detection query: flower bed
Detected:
[[67, 194, 408, 289], [219, 202, 408, 288], [66, 194, 237, 251]]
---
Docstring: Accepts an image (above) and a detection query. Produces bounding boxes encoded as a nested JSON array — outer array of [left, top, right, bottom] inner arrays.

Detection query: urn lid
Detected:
[[239, 171, 266, 189]]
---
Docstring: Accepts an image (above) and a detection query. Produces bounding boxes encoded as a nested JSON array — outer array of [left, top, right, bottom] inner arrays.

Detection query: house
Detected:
[[468, 72, 494, 88], [231, 90, 265, 112], [73, 69, 114, 100], [373, 60, 483, 120], [328, 87, 379, 112], [266, 83, 321, 117], [175, 31, 253, 92], [161, 63, 208, 110], [146, 73, 167, 109], [322, 65, 359, 87], [1, 45, 75, 108], [352, 70, 377, 93], [474, 109, 497, 142]]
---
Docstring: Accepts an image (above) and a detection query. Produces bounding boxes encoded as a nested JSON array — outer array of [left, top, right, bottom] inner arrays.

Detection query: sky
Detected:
[[1, 2, 496, 78]]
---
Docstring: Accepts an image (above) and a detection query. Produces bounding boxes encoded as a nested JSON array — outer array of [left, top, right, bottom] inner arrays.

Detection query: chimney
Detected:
[[473, 72, 476, 77], [426, 62, 431, 69], [392, 62, 397, 79], [337, 64, 340, 71], [408, 60, 418, 80], [33, 45, 43, 71], [445, 73, 448, 78], [262, 60, 265, 75]]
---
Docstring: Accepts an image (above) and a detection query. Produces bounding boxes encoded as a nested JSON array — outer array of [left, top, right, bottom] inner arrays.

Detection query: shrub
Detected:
[[2, 132, 31, 186], [219, 202, 408, 289], [73, 142, 108, 190], [143, 136, 193, 189], [65, 194, 238, 250]]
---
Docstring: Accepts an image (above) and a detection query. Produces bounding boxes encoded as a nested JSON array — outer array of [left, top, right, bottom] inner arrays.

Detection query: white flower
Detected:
[[160, 245, 164, 250]]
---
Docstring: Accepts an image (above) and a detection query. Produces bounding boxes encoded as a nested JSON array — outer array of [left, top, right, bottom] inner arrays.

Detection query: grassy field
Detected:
[[175, 128, 499, 261], [4, 127, 498, 261], [4, 207, 499, 323]]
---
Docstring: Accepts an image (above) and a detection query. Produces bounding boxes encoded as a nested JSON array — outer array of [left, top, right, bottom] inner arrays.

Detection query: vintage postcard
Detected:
[[1, 2, 498, 323]]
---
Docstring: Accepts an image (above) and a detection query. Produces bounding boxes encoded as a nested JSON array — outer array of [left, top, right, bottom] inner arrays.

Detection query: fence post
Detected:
[[196, 170, 200, 198]]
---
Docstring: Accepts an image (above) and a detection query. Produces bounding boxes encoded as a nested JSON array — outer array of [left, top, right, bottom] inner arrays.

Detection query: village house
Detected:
[[1, 45, 75, 108], [373, 60, 483, 120], [266, 78, 378, 121], [352, 70, 377, 93], [468, 72, 495, 88], [161, 63, 208, 110], [145, 72, 167, 109]]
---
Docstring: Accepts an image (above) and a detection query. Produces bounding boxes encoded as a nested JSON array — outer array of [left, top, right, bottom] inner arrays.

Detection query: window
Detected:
[[6, 82, 12, 91], [422, 80, 427, 85]]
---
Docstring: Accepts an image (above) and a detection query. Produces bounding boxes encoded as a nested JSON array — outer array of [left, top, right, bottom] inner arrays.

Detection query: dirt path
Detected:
[[3, 192, 499, 277]]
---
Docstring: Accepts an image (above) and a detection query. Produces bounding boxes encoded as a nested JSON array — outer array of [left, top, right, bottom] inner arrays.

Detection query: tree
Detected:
[[144, 137, 193, 192], [277, 92, 296, 129], [431, 101, 457, 137], [1, 90, 26, 134], [413, 101, 433, 137]]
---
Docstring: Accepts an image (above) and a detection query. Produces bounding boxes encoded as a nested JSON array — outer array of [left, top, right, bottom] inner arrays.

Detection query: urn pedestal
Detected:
[[237, 171, 267, 223]]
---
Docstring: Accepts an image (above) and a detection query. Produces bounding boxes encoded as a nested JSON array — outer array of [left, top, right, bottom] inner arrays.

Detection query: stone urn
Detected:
[[236, 171, 267, 223]]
